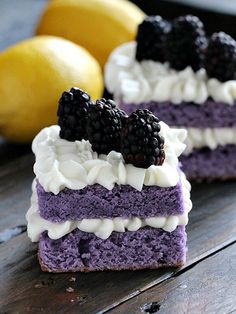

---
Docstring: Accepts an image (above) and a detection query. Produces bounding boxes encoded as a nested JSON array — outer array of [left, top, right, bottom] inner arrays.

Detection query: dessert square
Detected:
[[26, 89, 191, 272], [105, 15, 236, 181]]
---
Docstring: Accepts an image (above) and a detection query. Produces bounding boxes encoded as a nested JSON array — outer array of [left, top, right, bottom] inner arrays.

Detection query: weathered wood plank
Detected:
[[0, 2, 235, 314], [0, 179, 236, 314], [0, 0, 46, 237], [0, 234, 172, 314], [186, 181, 236, 264], [0, 153, 34, 233], [110, 243, 236, 314]]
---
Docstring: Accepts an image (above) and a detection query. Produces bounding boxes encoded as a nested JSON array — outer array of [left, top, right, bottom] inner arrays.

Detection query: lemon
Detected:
[[0, 36, 103, 143], [36, 0, 145, 67]]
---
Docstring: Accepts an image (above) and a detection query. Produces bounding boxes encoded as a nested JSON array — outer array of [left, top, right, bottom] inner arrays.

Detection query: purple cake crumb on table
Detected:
[[38, 226, 187, 272], [120, 100, 236, 128], [180, 145, 236, 181], [37, 182, 184, 222]]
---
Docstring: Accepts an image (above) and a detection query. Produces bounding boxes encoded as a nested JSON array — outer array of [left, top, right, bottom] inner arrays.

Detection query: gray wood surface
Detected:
[[111, 243, 236, 314], [0, 177, 235, 313], [0, 1, 236, 313], [0, 154, 33, 236]]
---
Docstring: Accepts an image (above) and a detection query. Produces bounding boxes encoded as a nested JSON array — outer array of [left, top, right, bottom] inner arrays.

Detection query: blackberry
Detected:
[[136, 15, 170, 62], [205, 32, 236, 82], [166, 15, 207, 71], [121, 109, 165, 168], [57, 87, 92, 141], [87, 98, 127, 155]]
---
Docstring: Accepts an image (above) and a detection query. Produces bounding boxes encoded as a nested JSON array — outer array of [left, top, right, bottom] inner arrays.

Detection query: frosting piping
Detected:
[[105, 41, 236, 105], [26, 173, 192, 241], [32, 123, 187, 195], [184, 127, 236, 155]]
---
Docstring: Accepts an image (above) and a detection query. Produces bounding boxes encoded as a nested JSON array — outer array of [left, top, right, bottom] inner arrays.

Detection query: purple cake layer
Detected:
[[38, 226, 186, 272], [120, 100, 236, 128], [37, 181, 184, 222], [180, 144, 236, 181]]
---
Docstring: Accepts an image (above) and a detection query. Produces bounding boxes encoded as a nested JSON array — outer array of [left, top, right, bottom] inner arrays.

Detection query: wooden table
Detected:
[[0, 1, 236, 313]]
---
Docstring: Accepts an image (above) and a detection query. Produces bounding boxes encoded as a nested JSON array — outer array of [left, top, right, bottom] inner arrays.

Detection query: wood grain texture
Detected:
[[186, 181, 236, 264], [0, 234, 175, 314], [0, 153, 34, 234], [0, 0, 42, 234], [110, 243, 236, 314], [0, 1, 236, 314], [0, 180, 236, 314]]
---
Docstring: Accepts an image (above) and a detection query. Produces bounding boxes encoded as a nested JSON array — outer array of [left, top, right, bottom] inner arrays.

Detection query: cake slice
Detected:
[[26, 88, 191, 272], [105, 15, 236, 181]]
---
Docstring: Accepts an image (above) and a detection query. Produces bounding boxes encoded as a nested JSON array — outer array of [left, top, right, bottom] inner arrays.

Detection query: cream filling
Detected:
[[32, 124, 187, 195], [184, 127, 236, 155], [26, 173, 192, 241], [105, 41, 236, 105]]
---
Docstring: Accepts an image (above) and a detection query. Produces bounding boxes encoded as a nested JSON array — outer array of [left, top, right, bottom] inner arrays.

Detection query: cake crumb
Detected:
[[66, 287, 74, 293], [180, 284, 187, 289], [69, 277, 76, 282], [76, 295, 87, 304]]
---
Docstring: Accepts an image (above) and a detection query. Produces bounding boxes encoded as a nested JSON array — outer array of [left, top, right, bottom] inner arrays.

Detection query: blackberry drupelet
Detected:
[[87, 98, 127, 155], [205, 32, 236, 82], [136, 15, 170, 62], [166, 15, 207, 71], [57, 87, 92, 141], [121, 109, 165, 168]]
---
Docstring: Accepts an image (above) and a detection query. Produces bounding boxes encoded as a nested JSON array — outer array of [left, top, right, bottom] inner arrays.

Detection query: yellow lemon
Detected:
[[36, 0, 145, 67], [0, 36, 103, 143]]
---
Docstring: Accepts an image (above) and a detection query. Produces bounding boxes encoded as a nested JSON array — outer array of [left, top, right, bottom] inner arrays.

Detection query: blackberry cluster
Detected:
[[87, 98, 127, 155], [136, 15, 170, 62], [58, 90, 166, 168], [57, 87, 91, 141], [166, 15, 207, 71], [205, 32, 236, 82], [121, 109, 165, 168]]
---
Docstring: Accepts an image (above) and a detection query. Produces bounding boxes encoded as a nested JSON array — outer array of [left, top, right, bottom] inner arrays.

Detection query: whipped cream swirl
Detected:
[[184, 127, 236, 155], [105, 41, 236, 105], [32, 124, 187, 194], [26, 173, 192, 241]]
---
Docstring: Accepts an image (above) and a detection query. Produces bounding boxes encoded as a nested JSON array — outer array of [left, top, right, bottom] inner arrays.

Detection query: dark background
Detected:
[[131, 0, 236, 38]]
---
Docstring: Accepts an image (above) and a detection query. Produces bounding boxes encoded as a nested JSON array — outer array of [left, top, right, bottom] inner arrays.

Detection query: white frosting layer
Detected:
[[32, 124, 187, 195], [105, 41, 236, 105], [184, 127, 236, 155], [26, 173, 192, 241]]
